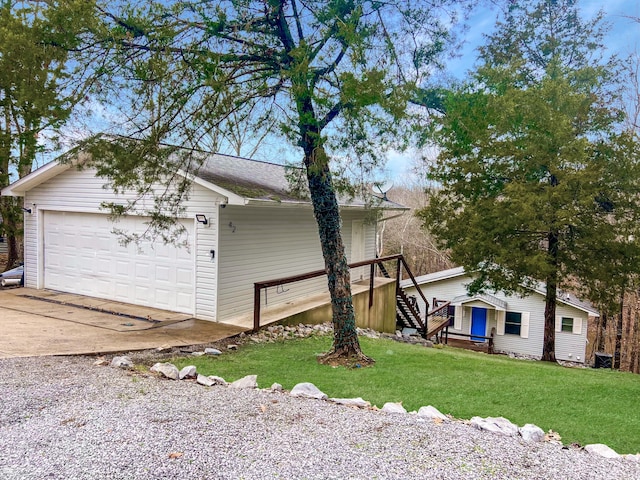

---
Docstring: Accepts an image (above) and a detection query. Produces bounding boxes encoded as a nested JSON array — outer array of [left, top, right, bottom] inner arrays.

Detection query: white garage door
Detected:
[[44, 211, 195, 314]]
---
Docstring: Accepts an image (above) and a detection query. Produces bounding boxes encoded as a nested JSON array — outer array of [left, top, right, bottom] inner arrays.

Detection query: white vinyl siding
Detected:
[[554, 313, 586, 362], [216, 205, 375, 321], [22, 166, 224, 319], [402, 273, 592, 362]]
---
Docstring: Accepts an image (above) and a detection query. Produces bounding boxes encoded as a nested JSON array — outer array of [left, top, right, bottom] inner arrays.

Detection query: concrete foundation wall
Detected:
[[280, 281, 397, 333]]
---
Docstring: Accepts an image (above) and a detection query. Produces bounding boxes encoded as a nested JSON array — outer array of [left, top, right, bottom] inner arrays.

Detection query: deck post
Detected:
[[253, 284, 261, 331], [368, 263, 375, 308]]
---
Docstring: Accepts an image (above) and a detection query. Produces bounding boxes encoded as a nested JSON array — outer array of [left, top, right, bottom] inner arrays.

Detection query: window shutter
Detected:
[[555, 315, 562, 333], [573, 318, 582, 335], [496, 310, 505, 336], [454, 306, 462, 330], [520, 312, 530, 339]]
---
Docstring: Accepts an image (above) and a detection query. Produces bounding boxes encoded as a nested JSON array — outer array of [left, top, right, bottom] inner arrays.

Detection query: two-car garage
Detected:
[[42, 211, 195, 314]]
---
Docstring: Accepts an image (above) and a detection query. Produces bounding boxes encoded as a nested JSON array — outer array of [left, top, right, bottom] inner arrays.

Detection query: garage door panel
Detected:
[[155, 265, 170, 282], [44, 212, 194, 314], [176, 268, 192, 288]]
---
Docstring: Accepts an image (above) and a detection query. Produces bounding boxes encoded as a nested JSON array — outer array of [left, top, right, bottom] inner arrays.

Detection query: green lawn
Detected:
[[171, 335, 640, 454]]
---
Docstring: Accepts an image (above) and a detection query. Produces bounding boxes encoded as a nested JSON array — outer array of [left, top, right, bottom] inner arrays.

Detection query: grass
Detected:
[[172, 335, 640, 454]]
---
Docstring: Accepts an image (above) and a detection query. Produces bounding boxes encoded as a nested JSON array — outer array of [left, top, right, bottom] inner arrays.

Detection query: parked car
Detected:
[[0, 264, 24, 287]]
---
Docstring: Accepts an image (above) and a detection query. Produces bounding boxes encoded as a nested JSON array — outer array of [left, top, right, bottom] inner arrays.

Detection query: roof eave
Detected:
[[183, 172, 248, 206], [1, 161, 70, 197]]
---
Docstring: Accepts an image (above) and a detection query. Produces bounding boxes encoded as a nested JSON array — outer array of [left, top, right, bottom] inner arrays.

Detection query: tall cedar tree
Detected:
[[88, 0, 470, 364], [418, 0, 640, 361], [0, 1, 96, 270]]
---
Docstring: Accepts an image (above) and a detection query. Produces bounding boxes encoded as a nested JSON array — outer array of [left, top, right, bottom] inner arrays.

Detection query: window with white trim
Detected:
[[497, 310, 530, 338], [505, 311, 522, 335], [561, 317, 573, 332], [556, 316, 583, 335]]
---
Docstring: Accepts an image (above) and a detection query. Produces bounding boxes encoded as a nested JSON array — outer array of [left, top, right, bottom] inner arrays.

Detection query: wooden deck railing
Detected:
[[253, 254, 413, 331], [438, 328, 495, 354]]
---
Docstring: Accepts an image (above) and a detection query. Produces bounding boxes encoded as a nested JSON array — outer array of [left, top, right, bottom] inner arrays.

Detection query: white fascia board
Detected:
[[402, 267, 467, 288], [244, 198, 312, 208], [556, 297, 600, 317], [531, 286, 600, 317], [1, 161, 71, 197], [179, 170, 247, 206]]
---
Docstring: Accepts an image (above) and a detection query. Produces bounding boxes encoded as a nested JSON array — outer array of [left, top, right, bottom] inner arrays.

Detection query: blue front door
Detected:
[[471, 307, 487, 342]]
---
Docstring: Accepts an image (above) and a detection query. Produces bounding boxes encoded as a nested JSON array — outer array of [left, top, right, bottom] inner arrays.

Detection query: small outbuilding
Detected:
[[402, 267, 599, 363], [2, 149, 403, 325]]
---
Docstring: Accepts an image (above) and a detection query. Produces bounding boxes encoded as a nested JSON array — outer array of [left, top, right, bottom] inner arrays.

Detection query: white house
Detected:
[[401, 267, 599, 363], [1, 149, 403, 325]]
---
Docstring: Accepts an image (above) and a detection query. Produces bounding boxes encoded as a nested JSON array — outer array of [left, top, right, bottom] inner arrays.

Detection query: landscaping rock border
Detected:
[[106, 322, 638, 460]]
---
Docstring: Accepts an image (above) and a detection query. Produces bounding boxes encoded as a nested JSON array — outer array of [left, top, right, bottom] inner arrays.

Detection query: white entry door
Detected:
[[43, 211, 195, 314]]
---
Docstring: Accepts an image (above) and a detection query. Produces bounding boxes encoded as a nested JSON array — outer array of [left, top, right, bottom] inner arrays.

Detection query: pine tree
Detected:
[[419, 0, 640, 361]]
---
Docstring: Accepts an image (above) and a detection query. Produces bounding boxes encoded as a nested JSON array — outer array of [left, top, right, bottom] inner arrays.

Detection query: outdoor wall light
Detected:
[[195, 214, 208, 225]]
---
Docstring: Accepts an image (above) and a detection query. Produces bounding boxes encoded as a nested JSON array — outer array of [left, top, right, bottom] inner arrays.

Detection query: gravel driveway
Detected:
[[1, 355, 638, 480]]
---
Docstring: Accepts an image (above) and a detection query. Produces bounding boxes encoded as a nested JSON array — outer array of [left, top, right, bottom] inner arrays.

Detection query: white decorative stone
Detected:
[[290, 382, 328, 400], [519, 424, 545, 442], [470, 416, 519, 437], [584, 444, 620, 459], [381, 402, 407, 414], [330, 397, 370, 408], [179, 365, 197, 380], [208, 375, 227, 386], [150, 362, 179, 380], [197, 374, 215, 387], [623, 453, 640, 462], [229, 375, 258, 389], [110, 356, 133, 369], [270, 383, 283, 392], [204, 348, 222, 355], [417, 405, 448, 422], [227, 344, 238, 350]]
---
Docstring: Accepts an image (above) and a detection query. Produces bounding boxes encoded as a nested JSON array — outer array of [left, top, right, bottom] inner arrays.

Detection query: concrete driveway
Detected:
[[0, 287, 245, 358]]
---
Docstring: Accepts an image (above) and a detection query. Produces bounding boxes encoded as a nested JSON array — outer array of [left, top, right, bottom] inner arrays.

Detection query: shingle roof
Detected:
[[195, 153, 300, 202], [451, 292, 508, 310], [2, 140, 407, 211], [194, 152, 405, 209], [402, 266, 599, 316]]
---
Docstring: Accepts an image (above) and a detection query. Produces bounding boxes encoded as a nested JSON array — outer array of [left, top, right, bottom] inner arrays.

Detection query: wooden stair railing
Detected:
[[396, 288, 425, 333], [425, 302, 452, 338], [377, 255, 432, 337]]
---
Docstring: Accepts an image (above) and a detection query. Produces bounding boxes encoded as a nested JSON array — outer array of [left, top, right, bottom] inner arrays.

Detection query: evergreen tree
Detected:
[[419, 0, 640, 361]]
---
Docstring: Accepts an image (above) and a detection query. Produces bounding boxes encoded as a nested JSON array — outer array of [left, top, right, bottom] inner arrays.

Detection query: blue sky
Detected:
[[40, 1, 639, 184], [448, 0, 640, 79], [384, 0, 640, 182]]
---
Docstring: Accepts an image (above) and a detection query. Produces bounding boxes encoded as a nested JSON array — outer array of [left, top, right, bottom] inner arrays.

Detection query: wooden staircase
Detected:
[[378, 256, 451, 340]]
